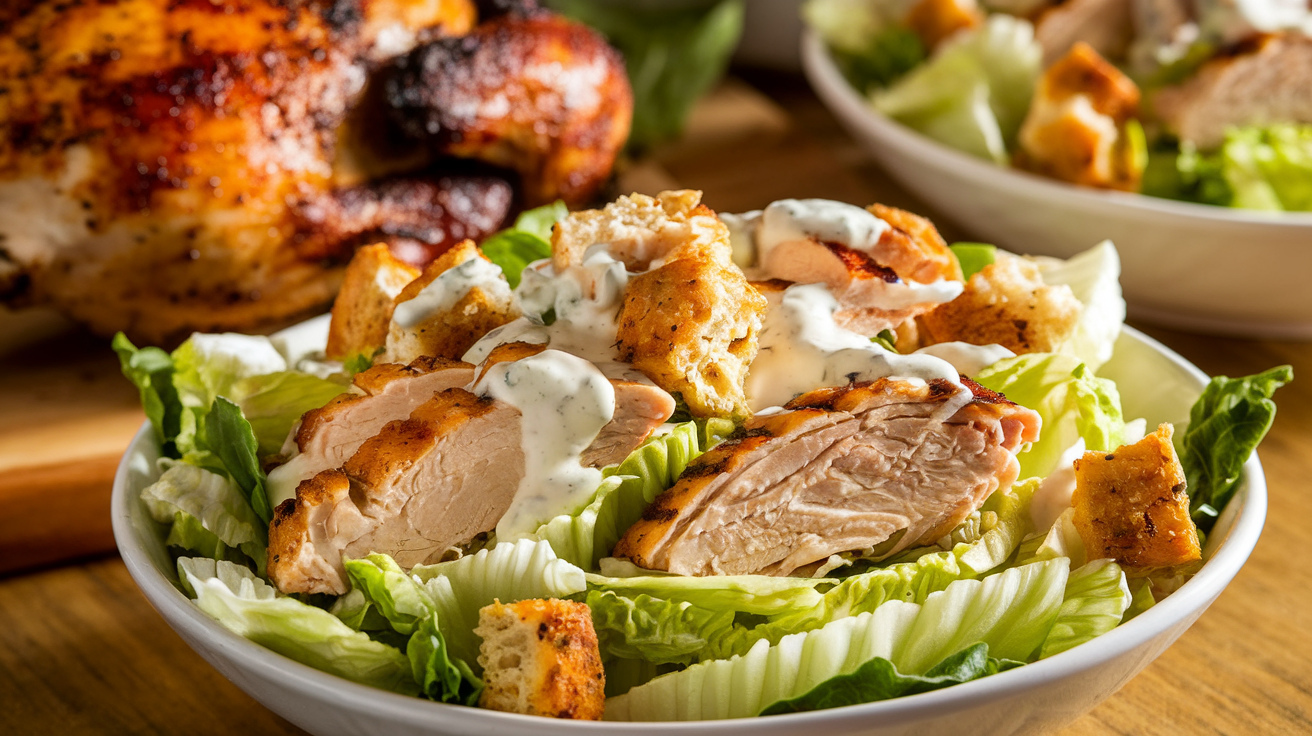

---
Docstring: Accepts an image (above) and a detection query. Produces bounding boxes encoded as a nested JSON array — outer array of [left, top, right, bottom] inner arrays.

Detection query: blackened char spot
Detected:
[[822, 242, 900, 283], [959, 377, 1015, 406]]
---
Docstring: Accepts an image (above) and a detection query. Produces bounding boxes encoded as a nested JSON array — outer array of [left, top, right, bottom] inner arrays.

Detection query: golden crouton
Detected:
[[617, 256, 767, 418], [382, 241, 519, 364], [325, 244, 420, 361], [551, 190, 731, 272], [905, 0, 983, 51], [476, 599, 605, 720], [866, 203, 963, 284], [1017, 43, 1143, 191], [918, 252, 1081, 354], [1072, 424, 1202, 570]]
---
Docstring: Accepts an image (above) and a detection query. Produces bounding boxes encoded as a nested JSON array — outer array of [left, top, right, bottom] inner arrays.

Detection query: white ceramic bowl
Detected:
[[112, 327, 1265, 736], [800, 30, 1312, 339]]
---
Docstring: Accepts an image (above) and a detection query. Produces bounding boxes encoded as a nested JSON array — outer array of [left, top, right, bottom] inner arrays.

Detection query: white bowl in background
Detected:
[[111, 326, 1265, 736], [800, 30, 1312, 339]]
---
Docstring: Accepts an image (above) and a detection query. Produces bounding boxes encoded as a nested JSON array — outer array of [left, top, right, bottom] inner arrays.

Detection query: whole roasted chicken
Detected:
[[0, 0, 631, 342]]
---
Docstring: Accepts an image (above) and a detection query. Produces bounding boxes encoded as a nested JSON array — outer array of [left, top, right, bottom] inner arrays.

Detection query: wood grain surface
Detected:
[[1, 76, 1308, 735]]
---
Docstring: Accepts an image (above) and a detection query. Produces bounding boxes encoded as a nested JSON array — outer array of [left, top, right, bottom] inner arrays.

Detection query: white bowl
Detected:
[[800, 30, 1312, 339], [112, 327, 1265, 736]]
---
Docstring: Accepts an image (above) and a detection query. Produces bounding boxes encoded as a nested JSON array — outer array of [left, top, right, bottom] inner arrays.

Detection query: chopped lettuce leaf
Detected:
[[230, 371, 348, 457], [873, 16, 1041, 161], [1144, 126, 1312, 212], [512, 200, 570, 241], [481, 232, 552, 289], [1181, 365, 1292, 529], [949, 242, 996, 280], [141, 462, 267, 575], [1039, 558, 1131, 658], [171, 333, 287, 409], [330, 588, 392, 632], [607, 559, 1069, 721], [760, 642, 1021, 715], [1031, 241, 1126, 371], [586, 572, 829, 618], [803, 0, 914, 55], [343, 554, 435, 636], [834, 28, 927, 93], [178, 558, 417, 695], [411, 540, 587, 669], [112, 333, 183, 456], [533, 420, 725, 570], [1017, 507, 1087, 569], [204, 397, 273, 523], [976, 353, 1125, 478], [408, 613, 483, 705], [1122, 577, 1157, 621], [588, 590, 736, 666]]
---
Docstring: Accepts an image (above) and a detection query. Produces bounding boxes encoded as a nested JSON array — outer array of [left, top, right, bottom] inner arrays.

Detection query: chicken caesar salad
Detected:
[[804, 0, 1312, 212], [116, 191, 1290, 721]]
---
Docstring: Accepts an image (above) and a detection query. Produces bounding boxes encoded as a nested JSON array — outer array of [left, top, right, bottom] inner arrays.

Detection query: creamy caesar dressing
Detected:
[[844, 274, 964, 310], [757, 199, 890, 264], [473, 349, 615, 537], [464, 246, 648, 382], [744, 283, 970, 412], [392, 256, 509, 329], [914, 342, 1016, 377]]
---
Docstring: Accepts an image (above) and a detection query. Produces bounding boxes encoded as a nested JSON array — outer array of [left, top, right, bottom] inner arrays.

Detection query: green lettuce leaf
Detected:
[[1032, 241, 1125, 371], [873, 16, 1042, 162], [606, 559, 1069, 721], [512, 200, 570, 241], [205, 397, 273, 523], [586, 571, 829, 618], [760, 642, 1021, 715], [534, 419, 728, 569], [802, 0, 908, 56], [950, 242, 996, 281], [343, 554, 435, 636], [408, 612, 483, 705], [112, 333, 183, 456], [178, 558, 417, 695], [479, 201, 569, 288], [171, 332, 288, 409], [587, 589, 736, 666], [330, 589, 392, 632], [411, 539, 587, 669], [1219, 125, 1312, 212], [833, 27, 927, 93], [1039, 558, 1131, 658], [976, 353, 1125, 478], [140, 462, 267, 575], [1181, 365, 1293, 529], [230, 371, 348, 457]]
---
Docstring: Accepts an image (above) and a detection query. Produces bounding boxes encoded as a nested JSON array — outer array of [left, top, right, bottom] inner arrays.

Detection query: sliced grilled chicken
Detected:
[[1034, 0, 1133, 66], [270, 387, 523, 594], [1153, 32, 1312, 149], [613, 378, 1041, 577], [266, 356, 477, 507], [269, 349, 673, 594]]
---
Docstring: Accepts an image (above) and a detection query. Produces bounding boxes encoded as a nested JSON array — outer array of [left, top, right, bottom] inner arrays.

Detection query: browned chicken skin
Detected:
[[382, 7, 633, 207], [0, 0, 630, 342]]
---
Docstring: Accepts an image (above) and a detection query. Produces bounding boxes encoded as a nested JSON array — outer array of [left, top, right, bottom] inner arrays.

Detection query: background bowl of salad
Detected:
[[799, 2, 1312, 338], [111, 321, 1268, 735]]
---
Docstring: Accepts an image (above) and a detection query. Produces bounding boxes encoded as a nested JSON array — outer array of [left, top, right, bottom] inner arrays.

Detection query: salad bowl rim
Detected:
[[799, 29, 1312, 229], [111, 325, 1267, 731]]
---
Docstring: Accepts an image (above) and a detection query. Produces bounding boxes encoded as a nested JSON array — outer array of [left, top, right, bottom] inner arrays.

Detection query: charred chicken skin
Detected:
[[0, 0, 630, 343]]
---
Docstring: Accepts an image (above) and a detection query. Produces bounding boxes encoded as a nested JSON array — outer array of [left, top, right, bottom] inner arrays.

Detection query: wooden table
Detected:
[[2, 75, 1309, 736]]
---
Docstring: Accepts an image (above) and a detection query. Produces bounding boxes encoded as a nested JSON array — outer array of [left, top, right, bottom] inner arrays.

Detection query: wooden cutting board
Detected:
[[0, 79, 813, 576]]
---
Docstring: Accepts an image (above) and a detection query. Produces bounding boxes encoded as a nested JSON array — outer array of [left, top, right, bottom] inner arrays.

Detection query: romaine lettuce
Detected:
[[1181, 365, 1293, 529], [1032, 241, 1126, 371], [141, 462, 267, 575], [178, 558, 417, 695], [760, 642, 1021, 715], [976, 353, 1125, 478], [606, 559, 1069, 721], [204, 397, 273, 523], [112, 333, 183, 456], [587, 589, 736, 666], [1039, 558, 1131, 658], [344, 554, 435, 636], [229, 371, 348, 457]]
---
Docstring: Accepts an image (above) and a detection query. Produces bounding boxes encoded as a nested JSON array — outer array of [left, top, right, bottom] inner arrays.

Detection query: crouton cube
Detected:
[[326, 244, 420, 360], [382, 240, 519, 364], [1017, 43, 1142, 191], [476, 599, 605, 720], [918, 252, 1081, 354], [617, 255, 767, 418], [905, 0, 983, 51], [551, 190, 731, 272], [1072, 423, 1202, 570]]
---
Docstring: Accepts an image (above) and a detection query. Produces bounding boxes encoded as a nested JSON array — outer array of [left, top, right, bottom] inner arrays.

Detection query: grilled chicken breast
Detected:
[[614, 377, 1041, 577]]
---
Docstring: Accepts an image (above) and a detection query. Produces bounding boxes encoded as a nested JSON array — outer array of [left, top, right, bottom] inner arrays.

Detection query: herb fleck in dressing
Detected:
[[473, 349, 616, 538]]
